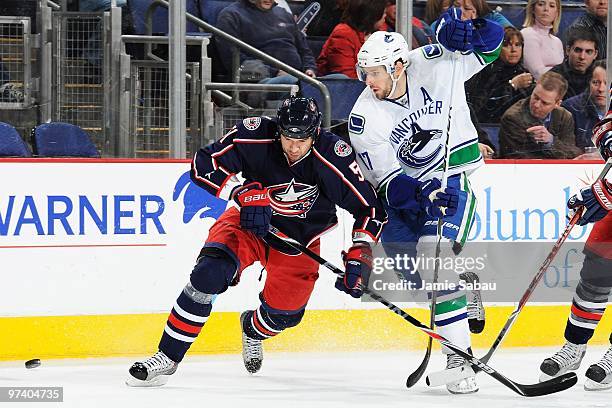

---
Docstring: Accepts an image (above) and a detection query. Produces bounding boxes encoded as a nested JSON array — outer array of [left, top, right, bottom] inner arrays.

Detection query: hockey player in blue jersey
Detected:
[[123, 97, 454, 387], [349, 8, 504, 394]]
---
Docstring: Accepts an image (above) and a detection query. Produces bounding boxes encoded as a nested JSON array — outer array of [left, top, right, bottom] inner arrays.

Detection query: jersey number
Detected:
[[357, 152, 373, 171], [349, 161, 365, 181]]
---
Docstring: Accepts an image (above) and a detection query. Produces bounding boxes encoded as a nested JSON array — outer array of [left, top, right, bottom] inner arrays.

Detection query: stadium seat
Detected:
[[32, 122, 100, 158], [300, 78, 365, 123], [306, 36, 327, 60], [130, 0, 201, 35], [481, 123, 500, 152], [0, 122, 31, 157]]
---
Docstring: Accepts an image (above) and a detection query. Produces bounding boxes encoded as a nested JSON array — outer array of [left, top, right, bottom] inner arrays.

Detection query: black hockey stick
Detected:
[[268, 226, 578, 396], [426, 158, 612, 387], [406, 51, 459, 389]]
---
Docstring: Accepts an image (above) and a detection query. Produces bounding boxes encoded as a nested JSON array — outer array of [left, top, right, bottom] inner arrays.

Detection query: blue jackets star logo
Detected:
[[267, 179, 320, 218]]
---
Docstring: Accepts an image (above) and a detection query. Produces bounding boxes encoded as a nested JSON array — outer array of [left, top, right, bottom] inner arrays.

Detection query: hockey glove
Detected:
[[471, 18, 504, 53], [567, 180, 612, 226], [335, 243, 372, 298], [233, 182, 272, 237], [592, 116, 612, 160], [418, 178, 459, 218], [436, 7, 473, 52]]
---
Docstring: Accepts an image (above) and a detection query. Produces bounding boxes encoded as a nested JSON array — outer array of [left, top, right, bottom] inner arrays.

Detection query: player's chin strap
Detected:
[[386, 66, 406, 99]]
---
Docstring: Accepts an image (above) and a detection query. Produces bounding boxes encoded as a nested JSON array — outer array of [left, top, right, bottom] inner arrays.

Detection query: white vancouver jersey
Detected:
[[349, 44, 489, 193]]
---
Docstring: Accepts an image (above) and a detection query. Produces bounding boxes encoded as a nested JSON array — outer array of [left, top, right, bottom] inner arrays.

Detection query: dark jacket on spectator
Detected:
[[215, 0, 316, 75], [561, 90, 602, 150], [499, 97, 582, 159], [468, 101, 497, 152], [550, 59, 594, 100], [566, 12, 607, 59], [466, 58, 532, 124]]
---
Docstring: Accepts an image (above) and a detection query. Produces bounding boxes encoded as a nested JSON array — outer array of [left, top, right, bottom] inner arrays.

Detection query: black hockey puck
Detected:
[[25, 359, 41, 369]]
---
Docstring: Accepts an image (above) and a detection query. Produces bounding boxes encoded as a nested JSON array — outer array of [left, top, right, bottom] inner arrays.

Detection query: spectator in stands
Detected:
[[215, 0, 317, 86], [303, 0, 348, 36], [551, 28, 599, 100], [466, 27, 533, 124], [425, 0, 451, 26], [378, 0, 436, 47], [562, 60, 607, 152], [565, 0, 607, 59], [454, 0, 514, 27], [499, 71, 582, 159], [316, 0, 387, 78], [521, 0, 564, 79]]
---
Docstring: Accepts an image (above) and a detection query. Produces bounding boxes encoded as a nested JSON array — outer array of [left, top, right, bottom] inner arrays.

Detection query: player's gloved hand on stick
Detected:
[[567, 180, 612, 226], [418, 178, 459, 218], [436, 7, 473, 52], [592, 117, 612, 160], [233, 182, 272, 237], [335, 243, 372, 298]]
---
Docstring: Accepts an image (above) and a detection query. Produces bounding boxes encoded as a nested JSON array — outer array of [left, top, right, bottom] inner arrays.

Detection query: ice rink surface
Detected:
[[1, 347, 610, 408]]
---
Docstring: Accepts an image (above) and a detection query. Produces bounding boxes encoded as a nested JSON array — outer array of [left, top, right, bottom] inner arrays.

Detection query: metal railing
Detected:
[[143, 0, 333, 129], [129, 60, 201, 158], [119, 34, 212, 156], [0, 17, 32, 109], [51, 12, 107, 152]]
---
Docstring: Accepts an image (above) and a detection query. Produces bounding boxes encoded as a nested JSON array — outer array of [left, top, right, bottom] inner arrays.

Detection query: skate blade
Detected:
[[584, 379, 612, 391], [447, 386, 479, 395], [125, 375, 170, 387]]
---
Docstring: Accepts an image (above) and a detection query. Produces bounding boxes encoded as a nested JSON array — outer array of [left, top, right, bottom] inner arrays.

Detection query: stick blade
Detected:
[[406, 339, 432, 388], [520, 372, 578, 397]]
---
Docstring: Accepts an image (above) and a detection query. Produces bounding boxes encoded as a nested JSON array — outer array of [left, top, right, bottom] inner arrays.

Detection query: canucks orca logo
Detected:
[[173, 171, 227, 223], [397, 122, 443, 168], [268, 179, 319, 218]]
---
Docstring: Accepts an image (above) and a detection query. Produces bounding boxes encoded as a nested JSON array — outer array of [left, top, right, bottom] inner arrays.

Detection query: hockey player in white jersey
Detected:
[[349, 8, 503, 394]]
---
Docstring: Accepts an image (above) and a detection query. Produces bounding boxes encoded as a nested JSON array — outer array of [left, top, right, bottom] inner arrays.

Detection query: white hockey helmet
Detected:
[[356, 31, 410, 81]]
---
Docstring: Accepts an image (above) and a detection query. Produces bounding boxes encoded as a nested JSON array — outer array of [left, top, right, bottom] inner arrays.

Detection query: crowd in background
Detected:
[[0, 0, 609, 160], [208, 0, 609, 159]]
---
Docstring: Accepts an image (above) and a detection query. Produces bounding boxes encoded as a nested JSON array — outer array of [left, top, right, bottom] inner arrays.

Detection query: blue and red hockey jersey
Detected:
[[190, 116, 387, 247]]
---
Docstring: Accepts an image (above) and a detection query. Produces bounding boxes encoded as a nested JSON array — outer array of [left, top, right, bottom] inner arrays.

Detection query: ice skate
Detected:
[[241, 311, 263, 374], [539, 341, 586, 382], [585, 345, 612, 391], [459, 271, 485, 334], [126, 350, 178, 387], [445, 352, 478, 394]]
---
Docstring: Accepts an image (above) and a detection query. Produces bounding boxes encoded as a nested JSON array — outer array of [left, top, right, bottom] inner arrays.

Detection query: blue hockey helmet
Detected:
[[276, 97, 322, 140]]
